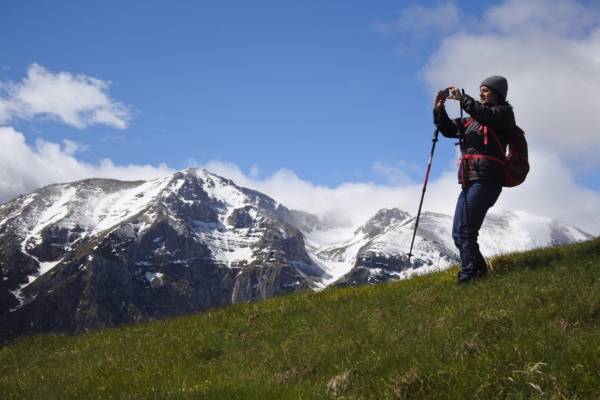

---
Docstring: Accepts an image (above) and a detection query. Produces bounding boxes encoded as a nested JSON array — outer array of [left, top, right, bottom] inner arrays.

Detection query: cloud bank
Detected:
[[412, 0, 600, 233], [372, 1, 461, 39], [0, 64, 164, 202], [1, 2, 599, 237], [194, 155, 600, 236], [422, 0, 600, 162], [0, 64, 131, 129], [0, 127, 173, 201]]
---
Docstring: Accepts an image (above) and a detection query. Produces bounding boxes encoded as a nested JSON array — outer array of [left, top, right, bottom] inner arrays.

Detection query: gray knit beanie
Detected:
[[480, 75, 508, 100]]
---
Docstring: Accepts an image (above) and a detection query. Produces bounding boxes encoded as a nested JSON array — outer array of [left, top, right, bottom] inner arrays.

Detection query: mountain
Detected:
[[0, 169, 326, 339], [306, 208, 593, 287], [0, 168, 592, 339]]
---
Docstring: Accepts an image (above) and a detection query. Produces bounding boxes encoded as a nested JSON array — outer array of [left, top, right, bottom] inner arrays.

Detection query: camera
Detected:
[[439, 88, 451, 98]]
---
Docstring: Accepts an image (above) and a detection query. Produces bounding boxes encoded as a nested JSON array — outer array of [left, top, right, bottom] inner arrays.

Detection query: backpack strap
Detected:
[[462, 154, 505, 165], [465, 119, 503, 152], [463, 118, 475, 130], [460, 119, 513, 185], [485, 126, 505, 157], [482, 125, 488, 145]]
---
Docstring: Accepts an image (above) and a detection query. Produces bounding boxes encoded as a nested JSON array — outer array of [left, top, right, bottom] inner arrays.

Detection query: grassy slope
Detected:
[[1, 239, 600, 399]]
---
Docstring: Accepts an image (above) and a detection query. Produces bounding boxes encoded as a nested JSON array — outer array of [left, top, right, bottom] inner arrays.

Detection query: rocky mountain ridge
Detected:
[[0, 169, 325, 339], [0, 168, 592, 339]]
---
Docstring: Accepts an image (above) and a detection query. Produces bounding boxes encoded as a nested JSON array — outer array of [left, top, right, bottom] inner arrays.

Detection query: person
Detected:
[[433, 75, 515, 284]]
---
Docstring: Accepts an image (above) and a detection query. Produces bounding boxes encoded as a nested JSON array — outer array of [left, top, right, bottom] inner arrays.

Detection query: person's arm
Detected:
[[433, 107, 460, 138], [459, 94, 513, 131], [433, 90, 459, 138]]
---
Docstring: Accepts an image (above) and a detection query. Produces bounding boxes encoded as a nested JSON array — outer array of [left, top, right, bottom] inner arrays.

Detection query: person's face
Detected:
[[480, 85, 499, 105]]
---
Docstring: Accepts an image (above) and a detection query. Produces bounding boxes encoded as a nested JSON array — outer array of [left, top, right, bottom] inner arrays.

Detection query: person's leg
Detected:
[[452, 189, 469, 278], [454, 182, 502, 283], [474, 247, 489, 276]]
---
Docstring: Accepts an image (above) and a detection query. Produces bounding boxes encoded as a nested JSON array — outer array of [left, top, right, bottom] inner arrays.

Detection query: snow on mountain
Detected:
[[0, 169, 325, 339], [302, 207, 593, 287], [2, 169, 319, 287], [479, 210, 590, 255], [0, 168, 593, 339]]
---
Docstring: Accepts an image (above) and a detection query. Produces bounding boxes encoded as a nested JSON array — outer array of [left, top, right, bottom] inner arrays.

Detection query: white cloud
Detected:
[[422, 1, 600, 162], [485, 0, 600, 37], [0, 127, 173, 202], [410, 0, 600, 233], [196, 159, 463, 229], [372, 160, 421, 186], [1, 126, 598, 235], [496, 150, 600, 232], [373, 1, 460, 38], [198, 160, 422, 228], [198, 156, 600, 235], [0, 64, 131, 129]]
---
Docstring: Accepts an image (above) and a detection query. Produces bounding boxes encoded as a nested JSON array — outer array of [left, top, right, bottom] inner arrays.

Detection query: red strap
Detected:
[[482, 125, 488, 145], [462, 154, 506, 165], [476, 123, 505, 157], [465, 119, 496, 149]]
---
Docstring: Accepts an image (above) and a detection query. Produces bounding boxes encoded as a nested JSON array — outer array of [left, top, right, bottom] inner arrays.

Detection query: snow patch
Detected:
[[90, 177, 171, 235], [9, 257, 64, 312], [20, 187, 76, 257], [145, 271, 164, 283], [197, 170, 245, 207], [37, 258, 64, 277], [194, 228, 258, 267], [308, 232, 370, 286], [0, 194, 37, 227]]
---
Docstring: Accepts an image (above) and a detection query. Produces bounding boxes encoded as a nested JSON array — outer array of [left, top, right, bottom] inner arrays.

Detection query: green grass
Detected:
[[2, 238, 600, 399]]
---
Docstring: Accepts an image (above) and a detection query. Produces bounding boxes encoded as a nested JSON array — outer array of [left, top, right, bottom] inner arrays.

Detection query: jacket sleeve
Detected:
[[433, 107, 460, 139], [460, 94, 515, 133]]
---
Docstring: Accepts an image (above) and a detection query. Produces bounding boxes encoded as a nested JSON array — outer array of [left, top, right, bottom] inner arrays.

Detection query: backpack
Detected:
[[502, 125, 529, 187], [462, 119, 529, 187]]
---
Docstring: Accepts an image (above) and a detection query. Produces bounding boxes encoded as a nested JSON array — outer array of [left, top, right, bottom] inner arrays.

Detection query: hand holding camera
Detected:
[[447, 86, 462, 100], [434, 86, 462, 112]]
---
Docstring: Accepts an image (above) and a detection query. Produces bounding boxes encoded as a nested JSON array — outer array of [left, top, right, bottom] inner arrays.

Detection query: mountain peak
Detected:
[[355, 207, 412, 237]]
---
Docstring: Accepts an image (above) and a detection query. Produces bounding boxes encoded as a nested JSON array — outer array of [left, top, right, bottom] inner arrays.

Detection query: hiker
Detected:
[[433, 76, 515, 284]]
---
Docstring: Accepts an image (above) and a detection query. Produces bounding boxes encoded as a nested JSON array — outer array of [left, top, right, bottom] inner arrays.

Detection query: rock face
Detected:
[[0, 169, 593, 339], [0, 169, 326, 339], [318, 210, 461, 287]]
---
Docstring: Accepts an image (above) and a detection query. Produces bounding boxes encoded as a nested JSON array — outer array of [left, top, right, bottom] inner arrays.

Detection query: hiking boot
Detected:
[[457, 268, 487, 285], [457, 278, 471, 286], [473, 267, 488, 278]]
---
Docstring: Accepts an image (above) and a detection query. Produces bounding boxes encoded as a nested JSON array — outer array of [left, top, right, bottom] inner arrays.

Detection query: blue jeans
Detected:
[[452, 181, 502, 283]]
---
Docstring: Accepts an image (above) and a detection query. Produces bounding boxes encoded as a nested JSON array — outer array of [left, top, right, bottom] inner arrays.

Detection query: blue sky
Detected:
[[1, 0, 486, 184], [1, 0, 600, 233]]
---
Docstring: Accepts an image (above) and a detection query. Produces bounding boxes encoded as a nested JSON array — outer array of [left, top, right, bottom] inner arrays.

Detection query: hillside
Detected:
[[2, 238, 600, 399]]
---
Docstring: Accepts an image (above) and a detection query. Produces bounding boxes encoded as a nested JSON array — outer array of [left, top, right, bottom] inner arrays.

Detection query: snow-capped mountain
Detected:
[[0, 169, 326, 339], [304, 208, 593, 287], [0, 168, 592, 339]]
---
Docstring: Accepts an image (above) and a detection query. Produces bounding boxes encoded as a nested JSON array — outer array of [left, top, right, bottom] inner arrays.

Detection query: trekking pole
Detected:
[[407, 127, 440, 263]]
